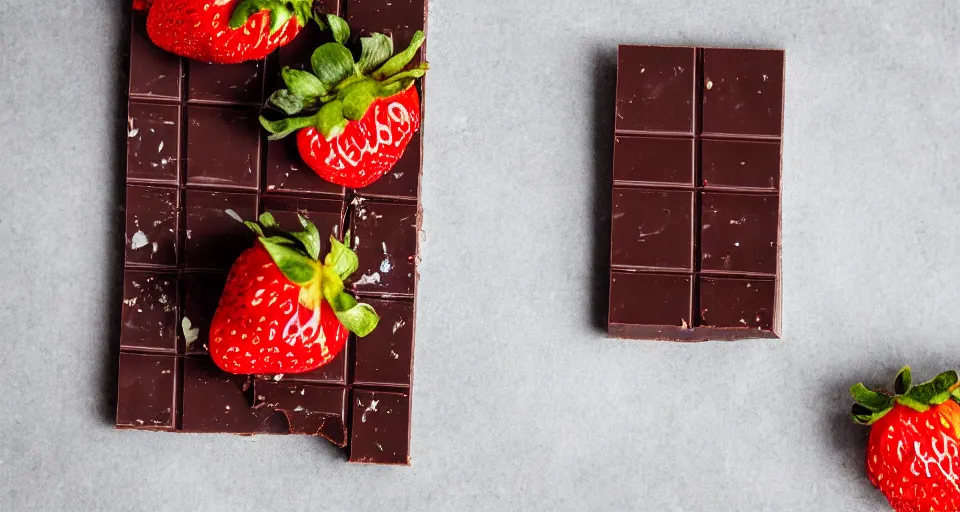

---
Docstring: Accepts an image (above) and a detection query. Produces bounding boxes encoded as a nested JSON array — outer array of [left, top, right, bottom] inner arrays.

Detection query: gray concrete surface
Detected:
[[1, 0, 960, 510]]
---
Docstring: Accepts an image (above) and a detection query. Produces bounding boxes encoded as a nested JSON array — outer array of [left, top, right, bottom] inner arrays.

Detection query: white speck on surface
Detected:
[[705, 79, 713, 90], [376, 442, 384, 451], [382, 242, 388, 254], [392, 171, 404, 179], [224, 209, 243, 223], [739, 319, 747, 325], [354, 236, 360, 247], [300, 389, 305, 396], [163, 120, 175, 125], [734, 242, 740, 247], [380, 258, 393, 273], [746, 283, 752, 288], [640, 67, 645, 73], [762, 74, 768, 81], [182, 317, 199, 346], [158, 141, 164, 153], [186, 230, 192, 239], [151, 242, 158, 253], [273, 374, 284, 382], [361, 400, 379, 423], [392, 319, 405, 334], [389, 350, 399, 360], [293, 406, 304, 412], [355, 272, 381, 285], [681, 319, 689, 329], [123, 297, 137, 307], [225, 405, 231, 410], [130, 230, 148, 250]]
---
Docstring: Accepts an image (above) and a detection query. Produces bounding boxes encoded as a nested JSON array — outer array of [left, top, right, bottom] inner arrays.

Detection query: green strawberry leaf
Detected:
[[341, 81, 379, 120], [282, 67, 328, 99], [244, 221, 264, 237], [258, 212, 279, 229], [373, 30, 426, 80], [268, 89, 306, 115], [260, 114, 317, 140], [311, 43, 355, 87], [896, 395, 931, 412], [319, 266, 345, 304], [323, 236, 359, 281], [905, 370, 959, 407], [288, 214, 321, 260], [316, 14, 350, 45], [261, 235, 298, 247], [259, 237, 316, 285], [358, 33, 394, 74], [849, 383, 894, 412], [894, 366, 912, 395], [850, 403, 891, 425], [326, 292, 379, 337], [229, 0, 308, 34], [378, 78, 416, 99], [381, 65, 428, 86], [316, 100, 347, 139]]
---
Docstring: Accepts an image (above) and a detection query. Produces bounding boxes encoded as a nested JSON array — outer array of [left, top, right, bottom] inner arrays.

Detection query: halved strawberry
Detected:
[[146, 0, 314, 64], [851, 367, 960, 511], [209, 212, 378, 374], [259, 14, 427, 189]]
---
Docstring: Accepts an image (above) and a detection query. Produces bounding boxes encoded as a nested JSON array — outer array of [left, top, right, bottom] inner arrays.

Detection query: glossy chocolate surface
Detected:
[[609, 45, 783, 341], [349, 389, 411, 465], [117, 1, 424, 464]]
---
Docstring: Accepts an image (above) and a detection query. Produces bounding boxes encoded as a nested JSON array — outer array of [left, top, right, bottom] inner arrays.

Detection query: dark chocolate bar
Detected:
[[608, 45, 783, 341], [117, 0, 425, 465]]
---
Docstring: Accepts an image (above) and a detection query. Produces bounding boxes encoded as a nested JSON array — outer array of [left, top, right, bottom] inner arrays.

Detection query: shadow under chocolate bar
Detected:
[[607, 45, 784, 342], [116, 0, 427, 465]]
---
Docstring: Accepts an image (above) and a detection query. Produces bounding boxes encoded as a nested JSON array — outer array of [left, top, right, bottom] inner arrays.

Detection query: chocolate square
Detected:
[[125, 185, 179, 268], [253, 381, 348, 445], [610, 188, 694, 270], [348, 200, 418, 296], [348, 0, 427, 63], [700, 192, 779, 274], [701, 48, 785, 137], [116, 352, 177, 430], [120, 270, 179, 353], [353, 298, 414, 387], [609, 272, 692, 330], [263, 138, 346, 197], [701, 139, 781, 190], [185, 106, 261, 190], [615, 46, 696, 134], [188, 60, 264, 105], [613, 135, 694, 185], [357, 132, 421, 199], [129, 14, 181, 100], [181, 357, 288, 434], [182, 272, 228, 355], [349, 389, 411, 465], [127, 102, 181, 184], [184, 189, 257, 270], [699, 277, 776, 331]]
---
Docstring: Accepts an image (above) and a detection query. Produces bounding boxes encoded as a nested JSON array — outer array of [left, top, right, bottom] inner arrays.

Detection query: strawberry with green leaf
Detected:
[[209, 212, 378, 375], [146, 0, 315, 64], [260, 14, 428, 189], [851, 366, 960, 511]]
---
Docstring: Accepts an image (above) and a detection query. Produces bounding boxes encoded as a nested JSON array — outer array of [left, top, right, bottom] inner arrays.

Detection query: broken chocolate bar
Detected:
[[608, 45, 783, 341], [117, 0, 425, 465]]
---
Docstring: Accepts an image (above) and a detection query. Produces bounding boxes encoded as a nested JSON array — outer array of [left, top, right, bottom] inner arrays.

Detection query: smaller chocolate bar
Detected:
[[608, 45, 783, 342]]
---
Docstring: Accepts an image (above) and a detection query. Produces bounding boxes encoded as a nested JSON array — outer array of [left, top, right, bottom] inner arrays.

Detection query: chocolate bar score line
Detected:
[[116, 0, 427, 465], [607, 45, 784, 342]]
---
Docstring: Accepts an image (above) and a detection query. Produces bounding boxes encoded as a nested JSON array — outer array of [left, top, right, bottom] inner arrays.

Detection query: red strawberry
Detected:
[[209, 212, 379, 374], [146, 0, 314, 64], [851, 367, 960, 511], [260, 14, 427, 188]]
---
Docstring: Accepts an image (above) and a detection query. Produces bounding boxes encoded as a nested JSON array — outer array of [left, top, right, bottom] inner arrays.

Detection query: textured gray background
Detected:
[[1, 0, 959, 510]]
